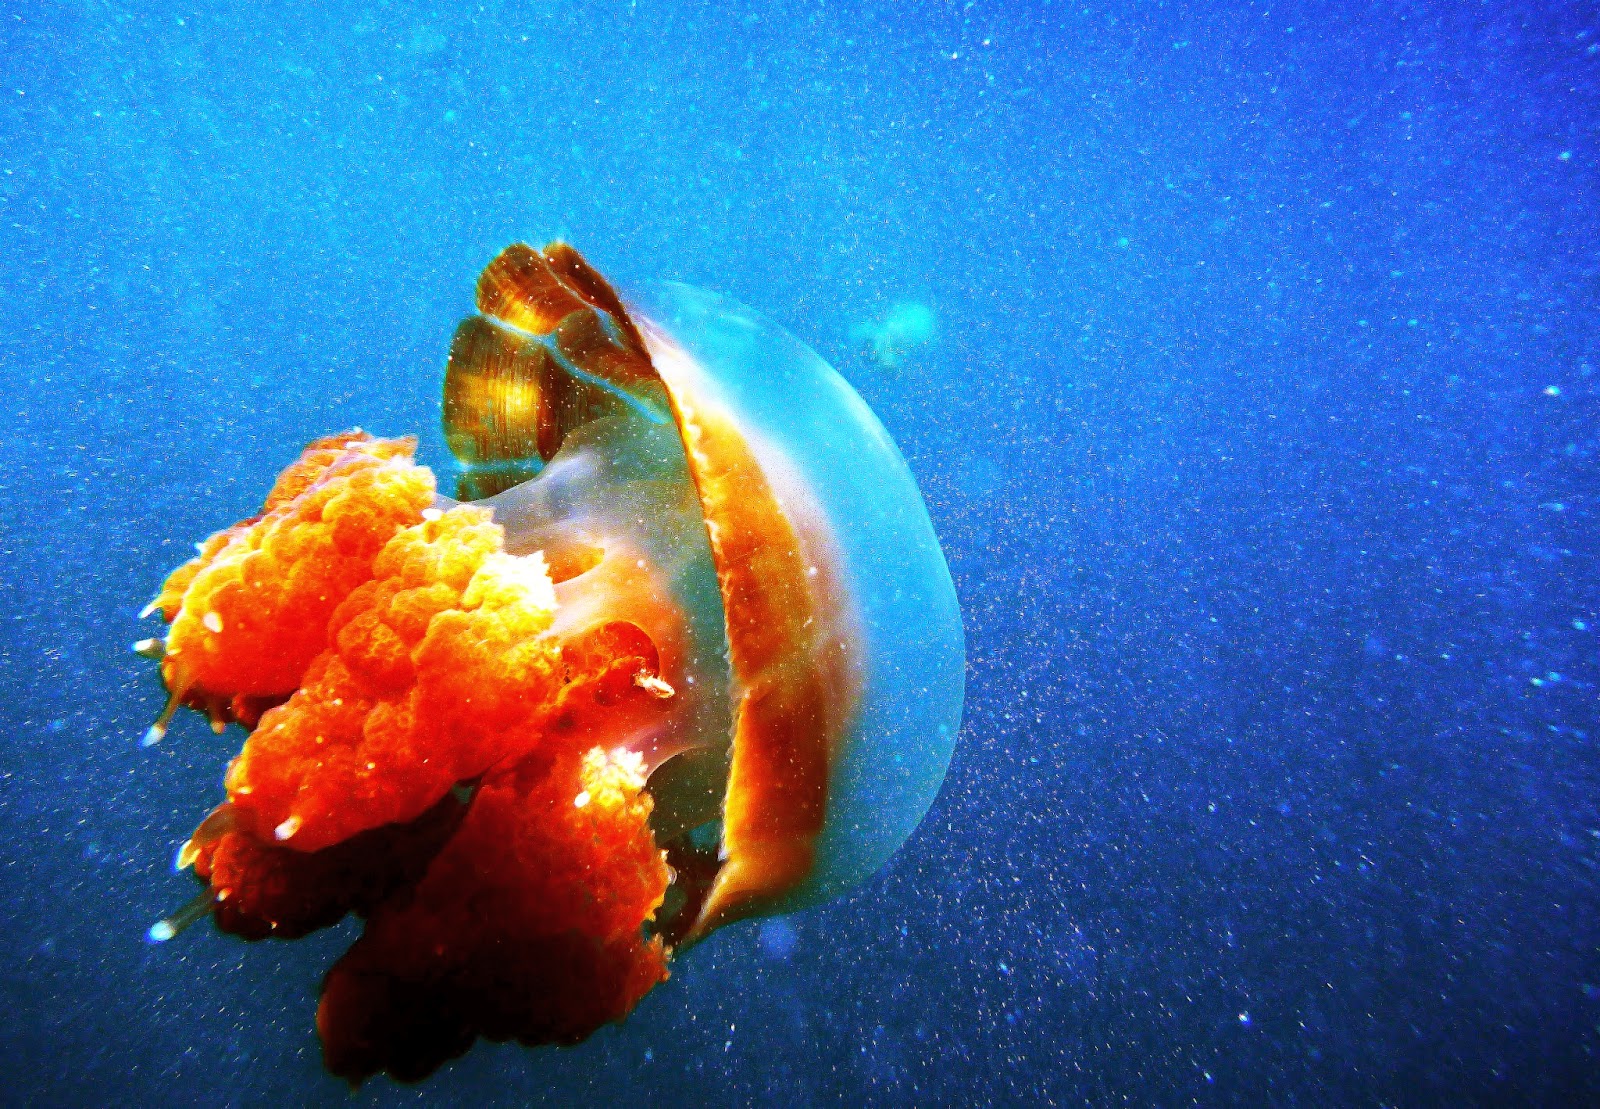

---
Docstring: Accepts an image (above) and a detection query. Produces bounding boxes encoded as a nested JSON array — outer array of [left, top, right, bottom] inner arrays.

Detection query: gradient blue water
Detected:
[[2, 1, 1595, 1104]]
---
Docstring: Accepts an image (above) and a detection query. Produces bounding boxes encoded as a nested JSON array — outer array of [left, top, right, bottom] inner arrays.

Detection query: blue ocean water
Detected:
[[2, 0, 1596, 1104]]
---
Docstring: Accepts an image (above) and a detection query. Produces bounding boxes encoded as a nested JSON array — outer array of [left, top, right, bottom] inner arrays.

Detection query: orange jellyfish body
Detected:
[[139, 243, 964, 1084]]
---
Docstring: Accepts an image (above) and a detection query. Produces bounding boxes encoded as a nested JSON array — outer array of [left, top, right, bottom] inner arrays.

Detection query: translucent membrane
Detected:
[[627, 281, 965, 909]]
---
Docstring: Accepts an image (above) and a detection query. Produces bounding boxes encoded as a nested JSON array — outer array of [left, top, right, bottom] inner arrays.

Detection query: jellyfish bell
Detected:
[[447, 247, 966, 940], [637, 280, 966, 917], [138, 242, 964, 1082]]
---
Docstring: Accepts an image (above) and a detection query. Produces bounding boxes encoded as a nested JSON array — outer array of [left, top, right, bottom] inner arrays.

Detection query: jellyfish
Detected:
[[137, 243, 965, 1084]]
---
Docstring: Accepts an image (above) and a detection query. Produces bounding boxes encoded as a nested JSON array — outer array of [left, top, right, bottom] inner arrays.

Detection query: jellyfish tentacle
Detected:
[[136, 432, 435, 745], [142, 688, 183, 747], [147, 889, 217, 944]]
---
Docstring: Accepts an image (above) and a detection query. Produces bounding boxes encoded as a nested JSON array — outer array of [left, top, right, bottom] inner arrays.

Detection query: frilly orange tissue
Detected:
[[155, 432, 671, 1084]]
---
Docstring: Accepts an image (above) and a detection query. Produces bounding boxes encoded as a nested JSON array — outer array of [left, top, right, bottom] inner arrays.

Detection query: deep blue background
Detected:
[[2, 0, 1596, 1104]]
